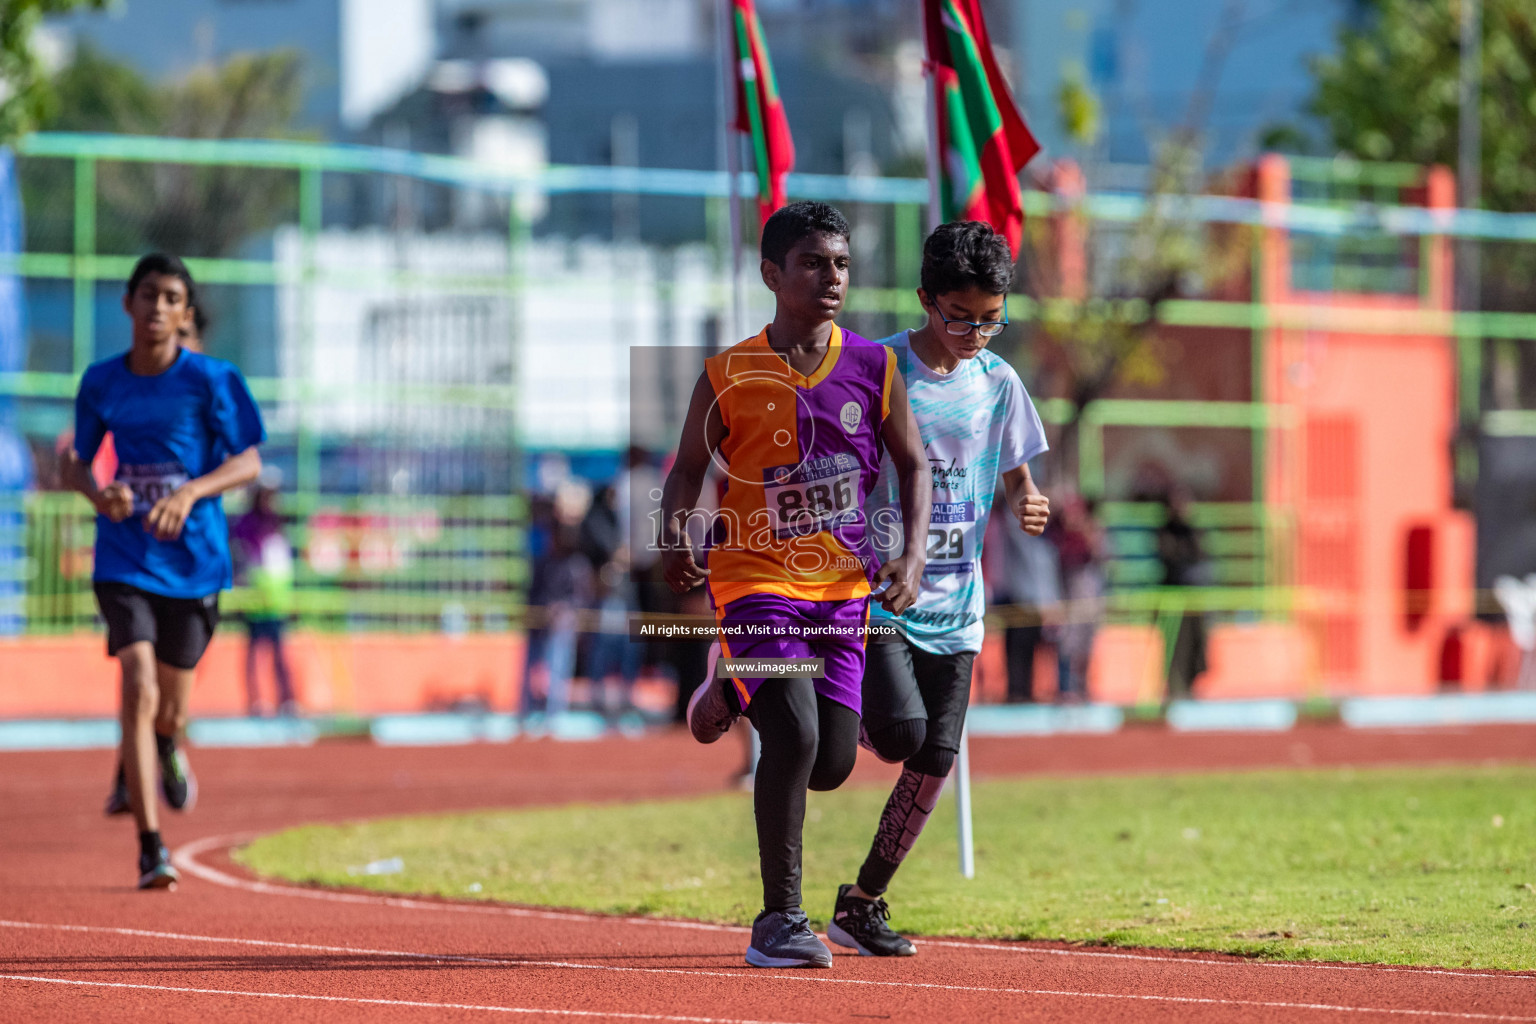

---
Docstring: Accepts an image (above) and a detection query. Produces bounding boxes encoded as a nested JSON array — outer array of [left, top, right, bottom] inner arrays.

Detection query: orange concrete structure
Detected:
[[0, 633, 524, 719], [1032, 154, 1481, 703], [1255, 156, 1475, 695]]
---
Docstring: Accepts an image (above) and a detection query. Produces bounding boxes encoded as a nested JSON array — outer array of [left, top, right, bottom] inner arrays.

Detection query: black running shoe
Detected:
[[137, 845, 179, 890], [827, 883, 916, 957], [745, 908, 833, 968], [104, 763, 130, 816], [159, 742, 197, 812]]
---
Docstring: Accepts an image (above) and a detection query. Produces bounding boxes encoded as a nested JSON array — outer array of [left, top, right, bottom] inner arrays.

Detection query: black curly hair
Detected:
[[919, 221, 1014, 298], [760, 201, 851, 267]]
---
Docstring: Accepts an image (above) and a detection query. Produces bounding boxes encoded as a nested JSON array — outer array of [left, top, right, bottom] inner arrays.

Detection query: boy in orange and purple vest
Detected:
[[660, 202, 929, 969]]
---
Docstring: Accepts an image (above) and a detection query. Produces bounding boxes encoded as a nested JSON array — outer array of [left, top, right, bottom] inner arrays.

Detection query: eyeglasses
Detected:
[[931, 300, 1009, 337]]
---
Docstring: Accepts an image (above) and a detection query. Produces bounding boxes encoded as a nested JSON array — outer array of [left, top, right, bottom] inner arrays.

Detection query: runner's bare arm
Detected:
[[659, 371, 725, 593], [1003, 462, 1049, 536], [145, 446, 262, 542], [61, 448, 132, 522], [874, 371, 929, 615]]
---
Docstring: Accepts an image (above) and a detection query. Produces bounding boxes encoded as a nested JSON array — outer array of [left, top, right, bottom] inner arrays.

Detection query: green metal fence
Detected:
[[4, 133, 531, 635], [2, 132, 1533, 639]]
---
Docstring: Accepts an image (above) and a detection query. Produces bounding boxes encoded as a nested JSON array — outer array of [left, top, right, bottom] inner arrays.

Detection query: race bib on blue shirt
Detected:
[[117, 462, 191, 516]]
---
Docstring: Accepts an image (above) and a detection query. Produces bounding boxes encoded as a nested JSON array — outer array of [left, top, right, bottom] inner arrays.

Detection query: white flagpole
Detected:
[[956, 722, 975, 878], [923, 5, 973, 880], [716, 0, 746, 343]]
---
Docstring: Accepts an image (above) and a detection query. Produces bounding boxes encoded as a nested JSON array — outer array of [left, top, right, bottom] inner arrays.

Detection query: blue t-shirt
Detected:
[[74, 349, 266, 599]]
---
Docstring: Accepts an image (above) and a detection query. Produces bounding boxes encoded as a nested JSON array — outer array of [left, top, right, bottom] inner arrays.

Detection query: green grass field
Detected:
[[239, 765, 1536, 970]]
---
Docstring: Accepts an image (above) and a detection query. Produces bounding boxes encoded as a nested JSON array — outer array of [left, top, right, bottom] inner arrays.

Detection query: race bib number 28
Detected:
[[763, 454, 862, 538]]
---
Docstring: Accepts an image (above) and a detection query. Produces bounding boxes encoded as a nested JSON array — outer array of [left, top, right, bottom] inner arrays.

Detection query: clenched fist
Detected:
[[1015, 492, 1050, 536], [97, 483, 134, 523]]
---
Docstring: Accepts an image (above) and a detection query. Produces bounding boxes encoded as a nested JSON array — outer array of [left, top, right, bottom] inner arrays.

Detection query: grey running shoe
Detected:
[[137, 845, 179, 891], [745, 908, 833, 968], [104, 763, 130, 815], [159, 744, 197, 812], [827, 883, 916, 957], [686, 675, 738, 744]]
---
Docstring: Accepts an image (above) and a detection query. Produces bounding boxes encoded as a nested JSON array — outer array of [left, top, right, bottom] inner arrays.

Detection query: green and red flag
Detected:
[[731, 0, 795, 227], [923, 0, 1040, 256]]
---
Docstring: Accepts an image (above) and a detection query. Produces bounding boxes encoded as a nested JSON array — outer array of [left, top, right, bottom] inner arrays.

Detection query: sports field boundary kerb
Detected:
[[173, 834, 1536, 985], [173, 832, 747, 934], [7, 691, 1536, 751]]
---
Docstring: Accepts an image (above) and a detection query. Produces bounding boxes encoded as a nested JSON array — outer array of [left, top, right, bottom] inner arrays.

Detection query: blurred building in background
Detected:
[[1008, 0, 1374, 166], [39, 1, 1390, 193], [45, 0, 436, 136]]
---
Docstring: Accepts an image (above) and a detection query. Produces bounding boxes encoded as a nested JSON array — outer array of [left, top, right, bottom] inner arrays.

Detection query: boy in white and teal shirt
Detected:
[[826, 221, 1050, 958]]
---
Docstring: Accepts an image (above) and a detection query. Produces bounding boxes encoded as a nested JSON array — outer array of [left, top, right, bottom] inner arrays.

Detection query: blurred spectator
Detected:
[[988, 488, 1061, 703], [580, 483, 622, 568], [231, 472, 298, 716], [1157, 486, 1210, 701], [1048, 495, 1105, 704], [616, 446, 678, 693], [524, 493, 556, 564], [521, 522, 593, 722], [616, 445, 662, 580], [177, 302, 207, 353], [580, 482, 641, 725], [519, 493, 554, 710], [587, 552, 642, 724], [1493, 575, 1536, 691]]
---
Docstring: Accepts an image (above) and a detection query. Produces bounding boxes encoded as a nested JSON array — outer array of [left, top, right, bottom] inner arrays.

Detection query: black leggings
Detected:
[[746, 676, 859, 912]]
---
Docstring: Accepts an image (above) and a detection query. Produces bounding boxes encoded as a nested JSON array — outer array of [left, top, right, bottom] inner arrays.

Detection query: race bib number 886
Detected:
[[763, 454, 862, 538]]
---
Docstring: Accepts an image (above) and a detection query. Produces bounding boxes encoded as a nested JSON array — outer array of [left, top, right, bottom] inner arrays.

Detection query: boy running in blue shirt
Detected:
[[65, 254, 266, 889], [827, 222, 1050, 956]]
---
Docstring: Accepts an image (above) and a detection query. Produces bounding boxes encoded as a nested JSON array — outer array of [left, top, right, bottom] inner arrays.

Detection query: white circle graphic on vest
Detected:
[[840, 402, 862, 433]]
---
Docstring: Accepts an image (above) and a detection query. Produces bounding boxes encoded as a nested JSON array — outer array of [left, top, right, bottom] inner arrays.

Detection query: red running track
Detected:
[[2, 723, 1535, 1022]]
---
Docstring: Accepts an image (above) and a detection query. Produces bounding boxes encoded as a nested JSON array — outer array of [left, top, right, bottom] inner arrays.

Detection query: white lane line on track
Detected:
[[6, 919, 1534, 1023], [0, 920, 509, 965], [920, 938, 1536, 982], [172, 834, 743, 934], [176, 833, 1536, 986], [0, 975, 808, 1024]]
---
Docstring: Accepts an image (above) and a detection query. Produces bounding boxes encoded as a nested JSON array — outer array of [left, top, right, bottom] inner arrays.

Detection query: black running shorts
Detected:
[[94, 582, 220, 669], [861, 636, 976, 757]]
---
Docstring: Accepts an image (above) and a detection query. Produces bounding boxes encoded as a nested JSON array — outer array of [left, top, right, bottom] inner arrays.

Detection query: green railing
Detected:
[[3, 132, 532, 634], [11, 491, 526, 635], [1, 132, 1532, 639]]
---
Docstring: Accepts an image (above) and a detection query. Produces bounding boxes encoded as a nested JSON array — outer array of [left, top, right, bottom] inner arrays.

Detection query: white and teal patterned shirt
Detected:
[[866, 331, 1048, 655]]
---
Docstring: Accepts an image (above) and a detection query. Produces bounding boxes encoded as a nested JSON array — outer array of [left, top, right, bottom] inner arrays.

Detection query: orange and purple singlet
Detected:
[[701, 325, 896, 713]]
